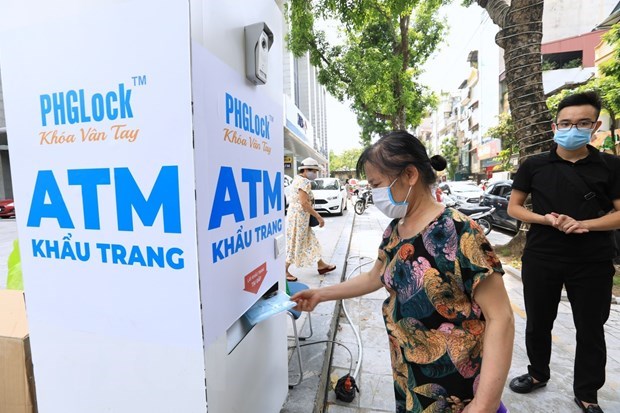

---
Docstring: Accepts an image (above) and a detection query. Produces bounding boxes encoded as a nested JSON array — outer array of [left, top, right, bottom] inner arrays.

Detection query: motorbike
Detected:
[[354, 188, 373, 215], [455, 204, 495, 235]]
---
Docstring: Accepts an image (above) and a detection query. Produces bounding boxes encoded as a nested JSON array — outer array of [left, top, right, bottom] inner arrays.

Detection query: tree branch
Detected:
[[477, 0, 510, 28]]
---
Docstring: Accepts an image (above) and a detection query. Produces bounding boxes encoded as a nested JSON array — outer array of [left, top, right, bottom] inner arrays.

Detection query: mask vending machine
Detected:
[[0, 0, 288, 412]]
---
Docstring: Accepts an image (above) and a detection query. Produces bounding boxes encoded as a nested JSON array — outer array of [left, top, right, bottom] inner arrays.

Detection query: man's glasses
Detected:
[[555, 120, 596, 131]]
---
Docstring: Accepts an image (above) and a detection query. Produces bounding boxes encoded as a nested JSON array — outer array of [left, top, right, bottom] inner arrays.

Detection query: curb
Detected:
[[503, 264, 619, 305], [280, 207, 357, 413], [314, 209, 356, 413]]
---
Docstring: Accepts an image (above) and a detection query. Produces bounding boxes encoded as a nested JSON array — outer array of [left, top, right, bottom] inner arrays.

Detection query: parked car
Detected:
[[283, 175, 293, 213], [480, 179, 520, 232], [311, 177, 348, 215], [0, 199, 15, 218], [438, 181, 484, 205]]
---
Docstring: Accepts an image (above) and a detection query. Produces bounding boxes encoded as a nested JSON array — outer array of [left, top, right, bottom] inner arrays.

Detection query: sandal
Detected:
[[286, 274, 298, 282], [318, 264, 336, 275]]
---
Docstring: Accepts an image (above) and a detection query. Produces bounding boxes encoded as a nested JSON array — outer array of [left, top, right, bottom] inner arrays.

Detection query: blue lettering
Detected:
[[115, 166, 181, 233], [66, 90, 79, 124], [263, 171, 282, 214], [78, 89, 92, 123], [40, 95, 51, 126], [27, 170, 74, 229], [67, 168, 111, 230], [225, 93, 234, 125], [111, 244, 127, 264], [166, 248, 184, 269], [208, 166, 244, 230], [39, 83, 133, 127], [32, 239, 45, 257], [242, 168, 262, 219], [96, 243, 111, 263], [212, 240, 225, 263]]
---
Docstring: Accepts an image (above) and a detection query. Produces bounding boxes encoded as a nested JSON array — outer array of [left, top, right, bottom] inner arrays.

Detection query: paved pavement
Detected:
[[283, 204, 620, 413]]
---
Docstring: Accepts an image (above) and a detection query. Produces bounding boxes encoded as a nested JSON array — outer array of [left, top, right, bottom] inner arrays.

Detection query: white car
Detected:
[[311, 178, 348, 215], [439, 181, 484, 205]]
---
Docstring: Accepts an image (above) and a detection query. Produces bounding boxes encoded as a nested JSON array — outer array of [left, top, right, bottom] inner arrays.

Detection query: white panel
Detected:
[[0, 1, 207, 412]]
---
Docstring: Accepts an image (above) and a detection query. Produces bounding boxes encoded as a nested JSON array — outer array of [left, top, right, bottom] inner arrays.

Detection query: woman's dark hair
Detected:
[[356, 130, 446, 186]]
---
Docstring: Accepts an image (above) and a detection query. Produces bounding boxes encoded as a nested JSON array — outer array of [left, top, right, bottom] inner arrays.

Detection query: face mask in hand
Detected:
[[554, 128, 592, 151], [306, 171, 317, 181], [371, 178, 412, 219]]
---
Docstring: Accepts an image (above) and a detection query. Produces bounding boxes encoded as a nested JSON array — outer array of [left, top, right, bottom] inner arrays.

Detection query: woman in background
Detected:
[[285, 157, 336, 282]]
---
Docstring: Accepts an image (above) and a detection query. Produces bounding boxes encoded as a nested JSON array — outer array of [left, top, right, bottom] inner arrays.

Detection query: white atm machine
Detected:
[[0, 0, 289, 412]]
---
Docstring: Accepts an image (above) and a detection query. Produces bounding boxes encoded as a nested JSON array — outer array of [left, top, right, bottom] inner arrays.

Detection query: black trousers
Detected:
[[521, 253, 614, 403]]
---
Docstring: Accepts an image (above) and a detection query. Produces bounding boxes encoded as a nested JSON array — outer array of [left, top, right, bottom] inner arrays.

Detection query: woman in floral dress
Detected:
[[292, 132, 514, 412], [285, 157, 337, 281]]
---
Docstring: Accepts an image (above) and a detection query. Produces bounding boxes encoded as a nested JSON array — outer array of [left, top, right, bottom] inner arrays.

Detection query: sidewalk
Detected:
[[286, 206, 620, 413]]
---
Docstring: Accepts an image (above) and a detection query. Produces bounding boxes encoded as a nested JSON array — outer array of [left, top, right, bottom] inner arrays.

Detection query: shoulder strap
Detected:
[[554, 162, 605, 216]]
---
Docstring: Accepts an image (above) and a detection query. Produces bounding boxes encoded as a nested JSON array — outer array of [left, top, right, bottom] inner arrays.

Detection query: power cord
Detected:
[[290, 255, 374, 403], [334, 255, 373, 402]]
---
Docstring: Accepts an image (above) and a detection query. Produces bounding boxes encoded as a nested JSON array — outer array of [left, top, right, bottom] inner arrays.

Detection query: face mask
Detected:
[[372, 178, 412, 219], [554, 127, 592, 151], [306, 171, 317, 181]]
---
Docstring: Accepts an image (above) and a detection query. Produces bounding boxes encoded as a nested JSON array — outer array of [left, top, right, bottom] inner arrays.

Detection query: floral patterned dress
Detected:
[[286, 175, 322, 267], [378, 208, 503, 413]]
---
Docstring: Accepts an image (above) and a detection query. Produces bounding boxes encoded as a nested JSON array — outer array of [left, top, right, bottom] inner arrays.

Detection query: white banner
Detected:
[[0, 1, 207, 412], [192, 44, 285, 345]]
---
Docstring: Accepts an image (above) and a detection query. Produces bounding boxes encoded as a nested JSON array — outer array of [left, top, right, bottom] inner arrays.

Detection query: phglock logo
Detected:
[[39, 83, 134, 127], [224, 93, 270, 139]]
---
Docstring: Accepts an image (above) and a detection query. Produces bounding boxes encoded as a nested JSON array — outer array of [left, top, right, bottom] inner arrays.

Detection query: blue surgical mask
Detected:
[[306, 171, 317, 181], [371, 178, 412, 219], [554, 128, 592, 150]]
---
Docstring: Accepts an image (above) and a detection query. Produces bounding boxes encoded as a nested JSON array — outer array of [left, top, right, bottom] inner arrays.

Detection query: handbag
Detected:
[[309, 215, 320, 227], [555, 162, 620, 258]]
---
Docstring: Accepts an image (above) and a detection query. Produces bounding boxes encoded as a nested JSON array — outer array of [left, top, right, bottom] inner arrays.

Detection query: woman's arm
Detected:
[[464, 273, 514, 413], [290, 258, 384, 311]]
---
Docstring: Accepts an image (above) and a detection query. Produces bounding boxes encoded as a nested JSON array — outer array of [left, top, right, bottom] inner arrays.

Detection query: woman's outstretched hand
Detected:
[[290, 289, 322, 311]]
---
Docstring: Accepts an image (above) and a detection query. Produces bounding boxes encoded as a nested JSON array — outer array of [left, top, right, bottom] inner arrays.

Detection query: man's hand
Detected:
[[551, 213, 589, 234]]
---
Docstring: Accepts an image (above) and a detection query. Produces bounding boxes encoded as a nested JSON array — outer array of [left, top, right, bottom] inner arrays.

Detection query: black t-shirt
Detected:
[[512, 144, 620, 262]]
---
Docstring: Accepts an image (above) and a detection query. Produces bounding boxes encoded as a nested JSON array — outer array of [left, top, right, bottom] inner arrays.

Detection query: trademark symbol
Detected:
[[132, 75, 147, 86]]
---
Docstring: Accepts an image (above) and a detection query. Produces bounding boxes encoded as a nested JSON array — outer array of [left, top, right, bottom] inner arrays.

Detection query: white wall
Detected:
[[543, 0, 617, 43]]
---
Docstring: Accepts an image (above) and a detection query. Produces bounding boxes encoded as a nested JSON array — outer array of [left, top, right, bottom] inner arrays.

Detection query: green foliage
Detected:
[[546, 76, 620, 121], [541, 60, 558, 71], [563, 58, 582, 69], [329, 147, 365, 173], [487, 113, 517, 172], [601, 22, 620, 81], [440, 136, 458, 179], [286, 0, 448, 145]]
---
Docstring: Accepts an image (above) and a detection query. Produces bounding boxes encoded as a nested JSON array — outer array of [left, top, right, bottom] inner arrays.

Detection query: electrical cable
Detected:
[[288, 254, 374, 402]]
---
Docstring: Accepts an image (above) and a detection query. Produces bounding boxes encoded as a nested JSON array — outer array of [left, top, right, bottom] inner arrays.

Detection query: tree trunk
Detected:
[[476, 0, 553, 253], [479, 0, 553, 161]]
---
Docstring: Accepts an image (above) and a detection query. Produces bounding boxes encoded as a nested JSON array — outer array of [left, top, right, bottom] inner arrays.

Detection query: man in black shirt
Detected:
[[507, 91, 620, 413]]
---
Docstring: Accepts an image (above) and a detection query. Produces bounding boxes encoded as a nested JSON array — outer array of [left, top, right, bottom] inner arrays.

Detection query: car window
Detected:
[[488, 184, 501, 196], [312, 179, 339, 190], [498, 186, 512, 198]]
